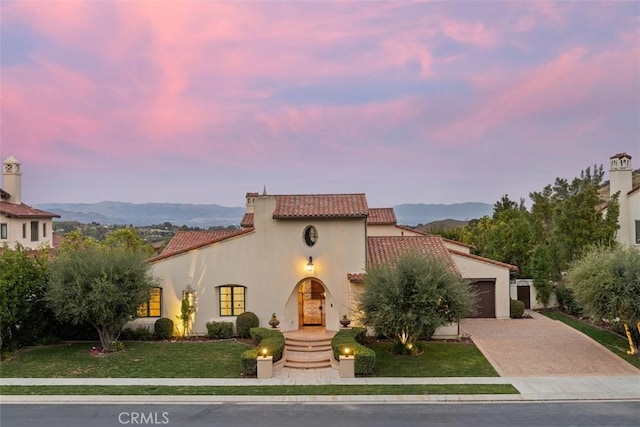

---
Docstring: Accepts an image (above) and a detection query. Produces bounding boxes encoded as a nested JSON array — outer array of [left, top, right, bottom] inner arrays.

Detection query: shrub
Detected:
[[554, 283, 582, 316], [120, 325, 154, 341], [236, 312, 259, 338], [240, 327, 285, 376], [154, 318, 174, 339], [510, 299, 525, 319], [331, 327, 376, 375], [206, 321, 233, 339], [107, 340, 125, 352]]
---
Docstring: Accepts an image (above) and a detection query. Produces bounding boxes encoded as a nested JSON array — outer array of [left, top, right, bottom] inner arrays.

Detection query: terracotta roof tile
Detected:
[[272, 194, 368, 219], [610, 152, 632, 159], [0, 202, 60, 218], [151, 228, 253, 262], [347, 273, 365, 283], [367, 208, 396, 225], [628, 184, 640, 196], [367, 235, 458, 273], [241, 213, 254, 227]]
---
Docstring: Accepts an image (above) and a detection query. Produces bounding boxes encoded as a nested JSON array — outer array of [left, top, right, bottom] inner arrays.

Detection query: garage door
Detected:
[[469, 280, 496, 318]]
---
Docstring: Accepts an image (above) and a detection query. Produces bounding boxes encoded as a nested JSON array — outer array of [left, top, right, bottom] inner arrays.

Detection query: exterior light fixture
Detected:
[[306, 256, 314, 273], [262, 348, 268, 358], [183, 283, 196, 312], [344, 347, 351, 357]]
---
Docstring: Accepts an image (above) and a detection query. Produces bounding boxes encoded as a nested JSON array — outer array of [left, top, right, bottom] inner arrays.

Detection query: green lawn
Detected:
[[0, 384, 518, 395], [542, 311, 640, 369], [370, 340, 499, 377], [0, 341, 249, 378]]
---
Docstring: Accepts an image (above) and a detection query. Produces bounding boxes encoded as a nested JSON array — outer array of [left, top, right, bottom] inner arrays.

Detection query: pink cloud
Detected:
[[441, 20, 496, 47]]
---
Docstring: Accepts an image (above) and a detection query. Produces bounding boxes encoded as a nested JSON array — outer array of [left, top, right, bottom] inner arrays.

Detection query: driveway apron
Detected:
[[460, 311, 640, 377]]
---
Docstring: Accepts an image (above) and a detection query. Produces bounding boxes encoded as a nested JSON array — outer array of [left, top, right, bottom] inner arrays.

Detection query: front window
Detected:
[[22, 223, 26, 239], [0, 223, 7, 240], [30, 221, 38, 242], [636, 220, 640, 244], [137, 287, 162, 317], [219, 285, 245, 316], [43, 222, 47, 238]]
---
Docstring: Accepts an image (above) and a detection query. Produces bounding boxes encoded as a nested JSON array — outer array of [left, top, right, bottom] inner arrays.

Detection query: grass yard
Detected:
[[542, 311, 640, 369], [370, 340, 499, 377], [0, 341, 249, 378], [0, 384, 518, 395]]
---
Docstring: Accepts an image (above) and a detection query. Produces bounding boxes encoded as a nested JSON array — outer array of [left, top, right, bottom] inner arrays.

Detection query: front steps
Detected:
[[283, 330, 336, 369]]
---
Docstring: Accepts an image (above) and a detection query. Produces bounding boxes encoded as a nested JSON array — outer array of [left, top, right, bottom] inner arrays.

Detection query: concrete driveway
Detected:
[[460, 311, 640, 377]]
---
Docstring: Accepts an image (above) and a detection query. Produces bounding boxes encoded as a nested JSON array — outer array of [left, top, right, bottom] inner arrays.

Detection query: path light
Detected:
[[343, 347, 351, 358], [306, 256, 314, 273], [262, 348, 268, 358]]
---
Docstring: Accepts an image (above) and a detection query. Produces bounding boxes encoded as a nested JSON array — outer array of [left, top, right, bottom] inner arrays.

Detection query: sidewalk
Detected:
[[2, 374, 638, 403]]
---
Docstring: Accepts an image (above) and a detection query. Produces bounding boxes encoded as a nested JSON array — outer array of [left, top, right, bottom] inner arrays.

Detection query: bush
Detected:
[[120, 325, 154, 341], [154, 318, 174, 339], [554, 283, 582, 316], [331, 327, 376, 375], [236, 312, 259, 338], [510, 299, 525, 319], [206, 321, 233, 339], [240, 327, 285, 376]]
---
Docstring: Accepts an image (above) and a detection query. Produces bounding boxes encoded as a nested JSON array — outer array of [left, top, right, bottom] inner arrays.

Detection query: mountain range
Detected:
[[36, 201, 494, 227]]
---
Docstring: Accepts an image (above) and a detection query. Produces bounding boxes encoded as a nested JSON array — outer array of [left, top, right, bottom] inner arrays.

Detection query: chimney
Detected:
[[245, 192, 259, 214], [2, 155, 22, 205]]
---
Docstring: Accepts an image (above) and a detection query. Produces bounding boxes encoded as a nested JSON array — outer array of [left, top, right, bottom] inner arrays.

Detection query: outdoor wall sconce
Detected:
[[306, 256, 314, 273], [182, 283, 196, 312]]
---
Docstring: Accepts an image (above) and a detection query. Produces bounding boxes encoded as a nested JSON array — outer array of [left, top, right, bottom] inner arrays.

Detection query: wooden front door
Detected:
[[517, 286, 531, 309], [298, 279, 326, 327]]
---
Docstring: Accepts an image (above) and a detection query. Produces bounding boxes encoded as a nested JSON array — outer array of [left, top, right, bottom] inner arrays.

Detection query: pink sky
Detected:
[[1, 1, 638, 208]]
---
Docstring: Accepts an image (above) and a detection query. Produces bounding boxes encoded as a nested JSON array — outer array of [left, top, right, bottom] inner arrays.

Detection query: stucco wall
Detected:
[[0, 216, 54, 250]]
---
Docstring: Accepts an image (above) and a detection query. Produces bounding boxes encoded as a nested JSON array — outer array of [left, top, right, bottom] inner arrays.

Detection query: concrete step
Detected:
[[285, 349, 333, 363], [285, 343, 332, 352], [284, 360, 332, 369]]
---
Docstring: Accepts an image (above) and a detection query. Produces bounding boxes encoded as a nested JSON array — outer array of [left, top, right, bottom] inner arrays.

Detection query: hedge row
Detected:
[[206, 321, 233, 339], [331, 327, 376, 375], [240, 327, 285, 376]]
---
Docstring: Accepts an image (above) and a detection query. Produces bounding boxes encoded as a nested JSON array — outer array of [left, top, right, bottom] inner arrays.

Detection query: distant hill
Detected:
[[36, 201, 246, 227], [414, 219, 469, 233], [394, 203, 492, 226], [36, 201, 493, 227]]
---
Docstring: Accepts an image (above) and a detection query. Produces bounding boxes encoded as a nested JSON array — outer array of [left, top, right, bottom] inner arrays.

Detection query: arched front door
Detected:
[[297, 279, 326, 327]]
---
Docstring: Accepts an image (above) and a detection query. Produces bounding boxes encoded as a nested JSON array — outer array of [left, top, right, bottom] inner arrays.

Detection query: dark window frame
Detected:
[[635, 220, 640, 245], [219, 285, 246, 317], [137, 287, 162, 318], [0, 223, 7, 240], [30, 221, 38, 242]]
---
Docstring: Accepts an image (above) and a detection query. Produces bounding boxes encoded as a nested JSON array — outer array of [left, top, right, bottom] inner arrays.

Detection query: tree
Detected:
[[359, 252, 473, 354], [565, 245, 640, 355], [0, 244, 49, 351], [46, 244, 160, 350]]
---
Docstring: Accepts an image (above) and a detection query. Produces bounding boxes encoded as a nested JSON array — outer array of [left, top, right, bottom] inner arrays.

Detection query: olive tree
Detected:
[[359, 252, 473, 354], [565, 245, 640, 355], [46, 244, 160, 350]]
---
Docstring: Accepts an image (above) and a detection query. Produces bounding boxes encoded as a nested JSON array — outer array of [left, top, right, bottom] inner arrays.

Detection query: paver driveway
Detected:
[[460, 311, 640, 377]]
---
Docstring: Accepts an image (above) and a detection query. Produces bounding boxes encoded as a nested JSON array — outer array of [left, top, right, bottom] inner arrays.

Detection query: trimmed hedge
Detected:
[[120, 326, 154, 341], [236, 312, 259, 338], [206, 321, 233, 339], [240, 327, 285, 376], [154, 318, 174, 339], [510, 299, 525, 319], [331, 327, 376, 375]]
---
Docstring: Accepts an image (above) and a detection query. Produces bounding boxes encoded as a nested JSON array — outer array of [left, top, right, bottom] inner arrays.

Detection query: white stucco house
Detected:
[[0, 156, 59, 250], [604, 152, 639, 249], [133, 191, 516, 337]]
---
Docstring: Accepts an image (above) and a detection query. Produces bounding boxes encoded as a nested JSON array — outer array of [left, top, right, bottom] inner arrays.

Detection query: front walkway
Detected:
[[460, 311, 640, 377]]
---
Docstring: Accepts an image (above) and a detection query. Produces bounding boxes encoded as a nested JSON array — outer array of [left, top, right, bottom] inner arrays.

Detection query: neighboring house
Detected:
[[605, 153, 640, 249], [133, 191, 516, 337], [0, 156, 59, 250]]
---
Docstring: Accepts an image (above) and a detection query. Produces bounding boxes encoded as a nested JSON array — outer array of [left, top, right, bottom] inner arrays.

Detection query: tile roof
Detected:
[[0, 202, 60, 218], [610, 152, 632, 159], [272, 194, 368, 219], [629, 185, 640, 196], [241, 213, 254, 227], [367, 235, 458, 272], [151, 228, 254, 262], [367, 208, 396, 225]]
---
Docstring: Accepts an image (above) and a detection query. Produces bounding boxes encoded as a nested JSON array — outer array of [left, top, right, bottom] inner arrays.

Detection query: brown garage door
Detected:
[[469, 280, 496, 318]]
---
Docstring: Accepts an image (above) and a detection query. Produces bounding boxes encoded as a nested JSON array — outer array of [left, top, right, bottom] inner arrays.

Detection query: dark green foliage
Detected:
[[331, 327, 376, 375], [236, 312, 259, 338], [510, 299, 525, 319], [154, 318, 174, 339], [240, 327, 285, 376], [206, 321, 233, 339], [120, 326, 154, 341], [360, 252, 473, 353], [554, 283, 582, 315]]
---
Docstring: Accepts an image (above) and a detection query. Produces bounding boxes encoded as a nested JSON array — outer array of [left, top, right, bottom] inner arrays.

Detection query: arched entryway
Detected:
[[297, 278, 326, 328]]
